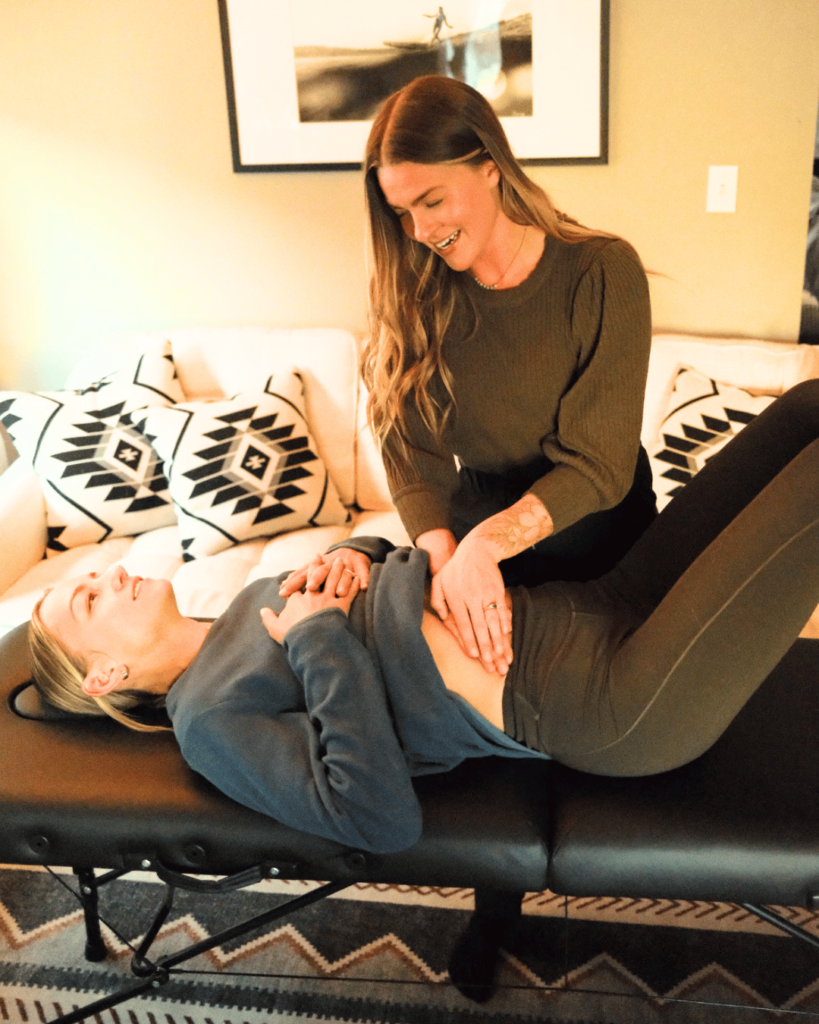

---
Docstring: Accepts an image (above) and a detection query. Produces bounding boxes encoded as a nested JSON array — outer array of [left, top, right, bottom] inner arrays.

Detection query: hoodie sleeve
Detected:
[[180, 607, 422, 854], [325, 536, 396, 564]]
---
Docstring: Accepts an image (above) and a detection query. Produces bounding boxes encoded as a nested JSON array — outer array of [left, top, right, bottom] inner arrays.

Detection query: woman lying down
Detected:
[[28, 381, 819, 854]]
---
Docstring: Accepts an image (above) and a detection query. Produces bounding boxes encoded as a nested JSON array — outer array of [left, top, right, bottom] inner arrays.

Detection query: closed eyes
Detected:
[[390, 196, 444, 218]]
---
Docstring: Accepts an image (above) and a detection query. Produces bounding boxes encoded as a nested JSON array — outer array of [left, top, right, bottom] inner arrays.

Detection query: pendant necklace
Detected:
[[471, 226, 528, 290]]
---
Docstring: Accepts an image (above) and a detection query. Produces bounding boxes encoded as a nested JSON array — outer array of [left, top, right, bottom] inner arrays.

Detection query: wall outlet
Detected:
[[706, 166, 738, 213]]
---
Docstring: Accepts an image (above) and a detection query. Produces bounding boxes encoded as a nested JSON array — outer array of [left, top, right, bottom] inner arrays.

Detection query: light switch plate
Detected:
[[706, 166, 738, 213]]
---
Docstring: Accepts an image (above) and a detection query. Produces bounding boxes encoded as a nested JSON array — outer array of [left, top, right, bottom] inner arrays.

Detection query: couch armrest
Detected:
[[0, 460, 46, 597]]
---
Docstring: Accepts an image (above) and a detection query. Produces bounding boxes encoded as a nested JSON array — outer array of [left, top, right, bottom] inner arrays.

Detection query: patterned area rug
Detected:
[[2, 865, 819, 1023]]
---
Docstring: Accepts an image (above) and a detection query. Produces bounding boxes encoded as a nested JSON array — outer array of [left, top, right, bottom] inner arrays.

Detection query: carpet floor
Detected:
[[2, 865, 819, 1023]]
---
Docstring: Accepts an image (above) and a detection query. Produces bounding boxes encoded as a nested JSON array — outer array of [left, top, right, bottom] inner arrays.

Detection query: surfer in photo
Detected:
[[425, 7, 452, 41]]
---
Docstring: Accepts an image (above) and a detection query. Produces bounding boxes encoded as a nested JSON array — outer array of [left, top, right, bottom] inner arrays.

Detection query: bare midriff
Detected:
[[419, 595, 512, 731]]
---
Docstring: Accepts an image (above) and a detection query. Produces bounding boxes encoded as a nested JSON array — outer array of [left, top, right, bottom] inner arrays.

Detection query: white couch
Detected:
[[0, 327, 817, 638]]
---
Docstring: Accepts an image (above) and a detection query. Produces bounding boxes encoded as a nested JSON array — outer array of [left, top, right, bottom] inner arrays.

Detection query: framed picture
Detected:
[[218, 0, 609, 171]]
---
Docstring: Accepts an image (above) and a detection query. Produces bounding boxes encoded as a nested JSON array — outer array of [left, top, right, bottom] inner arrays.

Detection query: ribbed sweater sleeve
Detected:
[[384, 417, 459, 541], [384, 236, 651, 540], [527, 239, 651, 532]]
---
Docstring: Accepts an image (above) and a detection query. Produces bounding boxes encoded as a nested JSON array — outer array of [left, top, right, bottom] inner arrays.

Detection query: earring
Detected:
[[121, 668, 130, 682]]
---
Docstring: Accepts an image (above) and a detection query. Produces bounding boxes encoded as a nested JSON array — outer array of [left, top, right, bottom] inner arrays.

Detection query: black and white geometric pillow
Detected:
[[142, 369, 350, 560], [0, 340, 184, 553], [647, 366, 774, 511]]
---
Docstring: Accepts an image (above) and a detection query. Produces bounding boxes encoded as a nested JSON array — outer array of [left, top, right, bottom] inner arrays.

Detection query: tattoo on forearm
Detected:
[[481, 497, 554, 558]]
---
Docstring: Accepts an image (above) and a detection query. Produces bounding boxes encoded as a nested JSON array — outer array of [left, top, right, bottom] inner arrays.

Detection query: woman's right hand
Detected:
[[263, 560, 360, 643], [279, 547, 371, 598], [417, 528, 512, 674], [429, 533, 513, 675]]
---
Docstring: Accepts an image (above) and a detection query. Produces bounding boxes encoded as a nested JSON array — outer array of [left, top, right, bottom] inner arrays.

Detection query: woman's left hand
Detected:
[[430, 494, 552, 673], [262, 560, 360, 644], [429, 535, 512, 675]]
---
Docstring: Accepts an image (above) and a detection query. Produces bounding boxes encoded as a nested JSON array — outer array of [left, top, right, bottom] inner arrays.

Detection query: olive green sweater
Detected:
[[385, 235, 652, 541]]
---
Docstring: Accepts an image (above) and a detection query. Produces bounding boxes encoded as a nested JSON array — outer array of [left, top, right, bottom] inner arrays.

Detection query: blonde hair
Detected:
[[28, 594, 170, 733], [361, 75, 617, 467]]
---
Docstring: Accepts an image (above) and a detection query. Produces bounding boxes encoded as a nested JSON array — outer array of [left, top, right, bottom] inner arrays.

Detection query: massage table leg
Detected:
[[73, 869, 107, 962], [50, 865, 351, 1024], [450, 894, 819, 1005], [741, 903, 819, 952]]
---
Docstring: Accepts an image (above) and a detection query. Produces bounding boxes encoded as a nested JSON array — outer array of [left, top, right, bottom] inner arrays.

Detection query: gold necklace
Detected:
[[471, 226, 528, 290]]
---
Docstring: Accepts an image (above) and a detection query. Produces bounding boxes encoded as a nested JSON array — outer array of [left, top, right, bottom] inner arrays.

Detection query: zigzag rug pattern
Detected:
[[2, 868, 819, 1022]]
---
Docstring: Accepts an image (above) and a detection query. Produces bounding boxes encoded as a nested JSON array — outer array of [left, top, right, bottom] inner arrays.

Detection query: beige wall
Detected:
[[0, 0, 817, 390]]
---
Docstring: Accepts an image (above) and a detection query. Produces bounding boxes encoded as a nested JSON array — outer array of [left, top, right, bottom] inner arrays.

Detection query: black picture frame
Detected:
[[218, 0, 609, 172]]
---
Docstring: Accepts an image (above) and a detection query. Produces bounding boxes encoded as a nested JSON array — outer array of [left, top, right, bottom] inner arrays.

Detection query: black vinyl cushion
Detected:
[[0, 622, 550, 891], [6, 611, 819, 906], [549, 639, 819, 908]]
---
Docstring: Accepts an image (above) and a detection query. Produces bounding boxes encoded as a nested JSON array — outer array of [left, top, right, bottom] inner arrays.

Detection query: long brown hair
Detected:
[[361, 75, 615, 466]]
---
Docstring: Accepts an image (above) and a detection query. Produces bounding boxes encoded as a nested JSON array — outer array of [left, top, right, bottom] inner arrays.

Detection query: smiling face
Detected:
[[377, 159, 504, 274], [38, 564, 181, 691]]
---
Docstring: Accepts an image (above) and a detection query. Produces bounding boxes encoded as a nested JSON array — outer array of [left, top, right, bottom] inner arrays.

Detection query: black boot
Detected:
[[448, 888, 523, 1002]]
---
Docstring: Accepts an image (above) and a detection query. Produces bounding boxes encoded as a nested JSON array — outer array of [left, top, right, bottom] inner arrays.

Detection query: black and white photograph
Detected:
[[291, 1, 533, 123], [219, 0, 607, 169]]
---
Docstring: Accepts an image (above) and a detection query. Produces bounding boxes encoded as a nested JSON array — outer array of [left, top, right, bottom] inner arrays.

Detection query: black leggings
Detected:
[[503, 379, 819, 776]]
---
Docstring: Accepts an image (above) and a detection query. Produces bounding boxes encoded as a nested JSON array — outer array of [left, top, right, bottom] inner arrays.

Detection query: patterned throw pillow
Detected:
[[142, 369, 350, 560], [648, 366, 774, 511], [0, 340, 184, 553]]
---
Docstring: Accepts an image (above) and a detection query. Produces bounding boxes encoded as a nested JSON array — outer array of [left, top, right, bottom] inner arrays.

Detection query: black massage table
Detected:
[[3, 620, 819, 1023]]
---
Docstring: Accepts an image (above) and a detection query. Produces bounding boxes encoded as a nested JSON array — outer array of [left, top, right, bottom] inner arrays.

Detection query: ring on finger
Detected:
[[343, 568, 357, 577], [484, 602, 498, 611]]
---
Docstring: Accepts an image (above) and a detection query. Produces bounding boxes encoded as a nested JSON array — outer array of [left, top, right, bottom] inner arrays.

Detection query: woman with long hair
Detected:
[[29, 380, 819, 854], [283, 75, 655, 677]]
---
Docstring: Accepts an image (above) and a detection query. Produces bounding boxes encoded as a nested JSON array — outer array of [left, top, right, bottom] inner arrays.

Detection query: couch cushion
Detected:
[[65, 328, 361, 509], [642, 335, 819, 447], [354, 394, 396, 512], [0, 509, 412, 630], [0, 340, 183, 552], [142, 369, 349, 561], [647, 366, 774, 510]]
